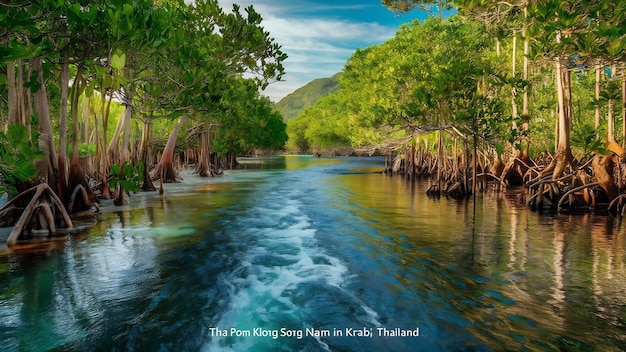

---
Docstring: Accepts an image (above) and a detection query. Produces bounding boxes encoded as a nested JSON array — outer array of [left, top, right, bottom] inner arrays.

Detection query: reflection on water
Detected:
[[1, 156, 626, 351]]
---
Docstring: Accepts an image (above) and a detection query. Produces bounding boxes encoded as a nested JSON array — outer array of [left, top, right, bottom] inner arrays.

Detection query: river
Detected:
[[1, 155, 625, 351]]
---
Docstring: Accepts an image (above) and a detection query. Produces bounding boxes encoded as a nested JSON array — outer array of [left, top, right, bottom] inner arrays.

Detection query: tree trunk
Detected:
[[58, 61, 70, 202], [622, 72, 626, 147], [229, 151, 237, 170], [107, 104, 132, 166], [152, 115, 187, 182], [522, 5, 529, 119], [66, 67, 96, 214], [7, 61, 18, 125], [521, 5, 530, 156], [195, 128, 214, 177], [437, 129, 443, 192], [20, 60, 33, 132], [7, 60, 32, 134], [95, 88, 114, 199], [31, 58, 59, 192], [108, 110, 125, 166], [592, 154, 618, 201], [3, 184, 73, 245], [496, 38, 501, 57], [83, 95, 90, 144], [595, 62, 602, 131], [463, 138, 470, 195], [120, 105, 131, 165], [608, 98, 614, 143], [472, 133, 477, 195], [139, 119, 156, 191], [552, 50, 573, 179], [511, 32, 518, 125], [70, 65, 84, 148], [411, 146, 415, 179], [59, 61, 69, 166]]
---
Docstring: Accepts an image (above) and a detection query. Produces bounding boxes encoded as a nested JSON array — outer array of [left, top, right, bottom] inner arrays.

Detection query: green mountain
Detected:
[[274, 73, 340, 121]]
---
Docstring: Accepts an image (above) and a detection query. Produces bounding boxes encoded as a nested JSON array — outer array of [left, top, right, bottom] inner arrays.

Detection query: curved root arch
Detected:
[[0, 184, 73, 245]]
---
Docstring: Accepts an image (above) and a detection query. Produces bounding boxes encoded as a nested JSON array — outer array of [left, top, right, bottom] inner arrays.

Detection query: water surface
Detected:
[[1, 155, 625, 351]]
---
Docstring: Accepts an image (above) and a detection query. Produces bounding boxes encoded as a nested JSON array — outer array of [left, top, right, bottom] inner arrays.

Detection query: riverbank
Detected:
[[0, 158, 296, 248], [2, 156, 626, 351], [0, 168, 203, 250]]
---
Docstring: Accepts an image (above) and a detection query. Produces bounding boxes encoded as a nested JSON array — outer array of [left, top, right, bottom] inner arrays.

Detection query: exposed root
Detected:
[[113, 183, 130, 206], [557, 182, 600, 211], [528, 175, 572, 210], [0, 184, 73, 245], [68, 184, 99, 214], [609, 194, 626, 215], [474, 173, 508, 189], [382, 140, 626, 216]]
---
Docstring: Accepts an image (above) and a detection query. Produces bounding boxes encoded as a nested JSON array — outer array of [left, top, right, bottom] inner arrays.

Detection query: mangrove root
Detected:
[[557, 182, 600, 211], [113, 183, 130, 206], [609, 194, 626, 215], [592, 154, 619, 201], [68, 184, 99, 214], [0, 183, 73, 245]]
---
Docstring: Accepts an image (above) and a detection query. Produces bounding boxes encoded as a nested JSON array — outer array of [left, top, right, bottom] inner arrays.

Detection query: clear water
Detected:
[[1, 155, 625, 351]]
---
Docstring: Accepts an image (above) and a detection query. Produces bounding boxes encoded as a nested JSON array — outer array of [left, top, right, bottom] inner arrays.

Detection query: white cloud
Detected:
[[216, 0, 405, 102]]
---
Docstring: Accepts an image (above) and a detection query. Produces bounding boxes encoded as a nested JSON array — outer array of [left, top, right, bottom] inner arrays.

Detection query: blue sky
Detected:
[[218, 0, 426, 102]]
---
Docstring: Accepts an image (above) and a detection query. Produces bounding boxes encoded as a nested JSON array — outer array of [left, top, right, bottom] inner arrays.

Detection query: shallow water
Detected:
[[1, 155, 626, 351]]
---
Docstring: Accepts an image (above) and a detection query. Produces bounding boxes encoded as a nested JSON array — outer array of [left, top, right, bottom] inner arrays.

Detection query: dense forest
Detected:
[[287, 0, 626, 212], [0, 0, 288, 243]]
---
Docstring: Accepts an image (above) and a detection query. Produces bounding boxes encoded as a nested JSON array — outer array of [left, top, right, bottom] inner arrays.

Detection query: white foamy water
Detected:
[[203, 185, 379, 351]]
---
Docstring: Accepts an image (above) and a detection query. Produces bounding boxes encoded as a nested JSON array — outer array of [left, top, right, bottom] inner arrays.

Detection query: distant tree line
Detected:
[[288, 1, 626, 210]]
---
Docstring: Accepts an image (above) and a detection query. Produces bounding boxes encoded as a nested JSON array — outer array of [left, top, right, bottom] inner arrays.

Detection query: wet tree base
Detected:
[[386, 146, 626, 215], [0, 184, 73, 245]]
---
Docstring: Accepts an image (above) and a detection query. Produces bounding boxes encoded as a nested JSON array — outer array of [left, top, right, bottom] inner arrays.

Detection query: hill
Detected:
[[274, 73, 340, 121]]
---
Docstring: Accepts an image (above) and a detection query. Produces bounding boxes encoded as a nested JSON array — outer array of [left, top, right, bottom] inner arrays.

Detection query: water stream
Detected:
[[1, 155, 625, 351]]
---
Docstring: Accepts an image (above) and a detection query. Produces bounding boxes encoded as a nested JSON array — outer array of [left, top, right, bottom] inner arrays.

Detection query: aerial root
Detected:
[[0, 184, 73, 245], [557, 182, 600, 211]]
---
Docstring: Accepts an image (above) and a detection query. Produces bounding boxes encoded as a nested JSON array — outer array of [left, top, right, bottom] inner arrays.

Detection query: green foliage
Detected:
[[571, 119, 606, 155], [300, 94, 352, 151], [0, 125, 42, 196], [109, 162, 144, 193], [286, 117, 312, 152], [525, 0, 626, 65], [287, 15, 505, 153], [77, 143, 96, 157], [405, 17, 495, 128], [0, 0, 290, 182], [382, 0, 453, 17], [210, 78, 288, 155], [288, 2, 626, 159], [274, 73, 341, 120]]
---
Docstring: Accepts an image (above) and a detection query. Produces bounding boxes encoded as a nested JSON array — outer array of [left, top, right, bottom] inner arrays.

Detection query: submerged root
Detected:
[[68, 184, 99, 214], [609, 194, 626, 215], [113, 183, 130, 206], [474, 173, 508, 190], [557, 182, 600, 211], [383, 144, 626, 215], [67, 154, 97, 213], [528, 176, 568, 210], [426, 184, 441, 198], [446, 181, 470, 199]]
